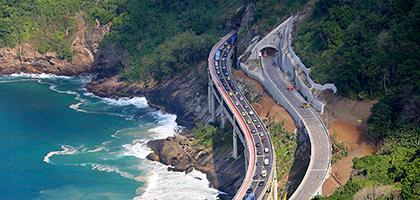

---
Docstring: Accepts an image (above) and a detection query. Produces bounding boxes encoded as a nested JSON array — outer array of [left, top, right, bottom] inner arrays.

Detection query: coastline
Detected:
[[0, 73, 221, 199], [0, 69, 229, 198]]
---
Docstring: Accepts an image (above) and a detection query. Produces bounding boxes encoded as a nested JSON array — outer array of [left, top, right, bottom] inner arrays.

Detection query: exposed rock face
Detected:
[[0, 14, 110, 76], [87, 62, 210, 129], [146, 134, 245, 198]]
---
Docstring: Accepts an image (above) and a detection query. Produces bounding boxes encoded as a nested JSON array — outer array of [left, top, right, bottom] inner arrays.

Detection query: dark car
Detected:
[[246, 188, 253, 194], [257, 151, 262, 155], [256, 161, 261, 166], [258, 181, 265, 186], [262, 138, 267, 143], [255, 142, 261, 147]]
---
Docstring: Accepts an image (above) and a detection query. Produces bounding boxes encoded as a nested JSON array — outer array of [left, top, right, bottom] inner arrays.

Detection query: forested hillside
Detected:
[[0, 0, 122, 60], [107, 0, 242, 81], [294, 0, 419, 199], [251, 0, 308, 34], [111, 0, 312, 81], [1, 0, 312, 82]]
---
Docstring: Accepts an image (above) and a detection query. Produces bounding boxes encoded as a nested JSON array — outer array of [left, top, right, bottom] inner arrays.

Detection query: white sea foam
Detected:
[[87, 145, 107, 153], [90, 163, 135, 180], [121, 139, 152, 159], [134, 163, 219, 200], [48, 84, 79, 96], [69, 102, 88, 113], [102, 97, 148, 108], [8, 72, 71, 79], [148, 111, 180, 139], [43, 145, 79, 164]]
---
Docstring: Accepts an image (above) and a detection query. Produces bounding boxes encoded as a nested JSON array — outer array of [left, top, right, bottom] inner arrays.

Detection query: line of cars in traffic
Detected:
[[211, 33, 274, 200]]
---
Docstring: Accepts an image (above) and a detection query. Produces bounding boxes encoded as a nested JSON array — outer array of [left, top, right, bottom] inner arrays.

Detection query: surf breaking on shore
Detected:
[[11, 73, 218, 199]]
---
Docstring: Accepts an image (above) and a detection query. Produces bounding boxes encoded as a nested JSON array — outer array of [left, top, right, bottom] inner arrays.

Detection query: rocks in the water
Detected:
[[146, 134, 245, 197], [146, 152, 160, 162]]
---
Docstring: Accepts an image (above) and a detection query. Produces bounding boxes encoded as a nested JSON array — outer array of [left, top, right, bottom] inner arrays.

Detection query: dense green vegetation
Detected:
[[0, 0, 122, 60], [1, 0, 311, 82], [192, 123, 233, 150], [315, 130, 420, 200], [104, 0, 241, 82], [0, 0, 242, 81], [251, 0, 309, 34], [295, 0, 420, 199], [295, 0, 420, 100], [267, 120, 297, 195]]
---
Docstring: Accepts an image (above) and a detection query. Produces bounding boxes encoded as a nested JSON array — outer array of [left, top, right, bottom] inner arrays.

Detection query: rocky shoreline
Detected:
[[0, 5, 260, 198], [146, 134, 245, 198], [0, 17, 242, 198]]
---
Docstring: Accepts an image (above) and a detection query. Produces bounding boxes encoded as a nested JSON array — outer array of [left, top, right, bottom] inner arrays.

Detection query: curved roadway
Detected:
[[260, 53, 331, 199], [208, 32, 276, 200]]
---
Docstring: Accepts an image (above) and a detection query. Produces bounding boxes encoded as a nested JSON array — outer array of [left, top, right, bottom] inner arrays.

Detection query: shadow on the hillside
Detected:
[[208, 122, 245, 200], [285, 128, 310, 198]]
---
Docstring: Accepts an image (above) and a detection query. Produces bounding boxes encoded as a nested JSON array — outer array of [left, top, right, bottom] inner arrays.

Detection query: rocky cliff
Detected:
[[0, 14, 110, 76], [86, 61, 209, 129], [0, 1, 257, 197], [146, 134, 245, 199]]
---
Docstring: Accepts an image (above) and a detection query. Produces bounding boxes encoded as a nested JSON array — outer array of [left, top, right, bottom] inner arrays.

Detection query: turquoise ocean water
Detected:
[[0, 74, 218, 200]]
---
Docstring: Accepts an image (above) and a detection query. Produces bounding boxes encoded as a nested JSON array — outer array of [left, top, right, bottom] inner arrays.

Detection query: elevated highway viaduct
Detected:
[[208, 32, 277, 200]]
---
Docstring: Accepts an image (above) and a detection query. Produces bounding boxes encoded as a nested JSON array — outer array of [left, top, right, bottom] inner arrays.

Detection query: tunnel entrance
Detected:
[[260, 46, 279, 57]]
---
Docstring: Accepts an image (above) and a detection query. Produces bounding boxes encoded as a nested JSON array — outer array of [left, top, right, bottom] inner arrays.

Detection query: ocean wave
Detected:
[[121, 139, 152, 160], [134, 163, 219, 200], [101, 97, 148, 108], [87, 145, 107, 153], [8, 72, 71, 79], [148, 111, 180, 139], [48, 84, 79, 96], [69, 102, 88, 113], [90, 163, 136, 180], [43, 145, 80, 164]]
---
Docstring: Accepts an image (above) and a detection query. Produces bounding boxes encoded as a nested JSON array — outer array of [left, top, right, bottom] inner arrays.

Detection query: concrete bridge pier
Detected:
[[220, 107, 226, 129], [208, 72, 216, 122], [233, 125, 239, 159]]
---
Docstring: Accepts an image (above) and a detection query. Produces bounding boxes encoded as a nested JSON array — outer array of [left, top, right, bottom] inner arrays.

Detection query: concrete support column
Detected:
[[208, 72, 216, 122], [220, 107, 226, 129], [245, 150, 249, 169], [232, 126, 239, 159], [273, 172, 278, 200]]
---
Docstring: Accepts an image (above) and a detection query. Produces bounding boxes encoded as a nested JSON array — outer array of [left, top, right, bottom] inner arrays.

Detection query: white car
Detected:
[[264, 148, 269, 153], [249, 111, 254, 115], [264, 158, 269, 166], [261, 169, 267, 177]]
